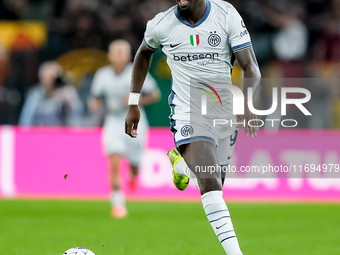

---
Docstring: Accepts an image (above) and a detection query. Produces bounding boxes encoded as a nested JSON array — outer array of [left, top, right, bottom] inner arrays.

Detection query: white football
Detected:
[[63, 247, 95, 255]]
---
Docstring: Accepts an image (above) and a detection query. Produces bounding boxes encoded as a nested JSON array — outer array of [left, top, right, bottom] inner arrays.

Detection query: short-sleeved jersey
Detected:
[[91, 64, 155, 160], [91, 63, 157, 119], [144, 0, 251, 107]]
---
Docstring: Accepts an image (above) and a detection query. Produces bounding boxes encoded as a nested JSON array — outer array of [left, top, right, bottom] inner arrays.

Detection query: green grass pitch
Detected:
[[0, 200, 339, 255]]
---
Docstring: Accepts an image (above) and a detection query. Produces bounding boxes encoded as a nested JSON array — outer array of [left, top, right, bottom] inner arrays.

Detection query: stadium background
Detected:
[[0, 0, 340, 254]]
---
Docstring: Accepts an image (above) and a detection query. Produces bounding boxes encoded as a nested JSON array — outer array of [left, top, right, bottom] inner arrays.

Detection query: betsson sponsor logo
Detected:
[[173, 53, 219, 62]]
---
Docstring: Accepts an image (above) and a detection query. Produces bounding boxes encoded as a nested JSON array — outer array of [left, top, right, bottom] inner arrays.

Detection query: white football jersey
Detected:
[[144, 0, 252, 117], [91, 63, 156, 119]]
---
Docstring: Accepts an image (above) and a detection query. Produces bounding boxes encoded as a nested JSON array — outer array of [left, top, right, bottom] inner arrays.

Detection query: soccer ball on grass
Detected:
[[63, 247, 95, 255]]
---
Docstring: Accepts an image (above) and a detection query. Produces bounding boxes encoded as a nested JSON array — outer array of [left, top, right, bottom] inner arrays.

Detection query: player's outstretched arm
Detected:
[[235, 47, 262, 138], [125, 41, 155, 138]]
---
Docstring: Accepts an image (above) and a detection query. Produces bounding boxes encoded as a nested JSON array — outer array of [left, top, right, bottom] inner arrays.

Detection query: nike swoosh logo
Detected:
[[170, 43, 182, 48], [216, 222, 227, 229], [227, 155, 232, 160]]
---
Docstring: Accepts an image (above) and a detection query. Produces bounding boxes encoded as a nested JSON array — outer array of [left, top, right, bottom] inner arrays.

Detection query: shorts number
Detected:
[[230, 130, 238, 147]]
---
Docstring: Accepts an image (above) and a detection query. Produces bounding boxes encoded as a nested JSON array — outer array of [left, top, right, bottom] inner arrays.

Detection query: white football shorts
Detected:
[[169, 87, 238, 166], [102, 115, 148, 166]]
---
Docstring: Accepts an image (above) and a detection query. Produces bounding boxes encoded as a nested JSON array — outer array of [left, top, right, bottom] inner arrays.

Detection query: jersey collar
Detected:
[[174, 0, 211, 28]]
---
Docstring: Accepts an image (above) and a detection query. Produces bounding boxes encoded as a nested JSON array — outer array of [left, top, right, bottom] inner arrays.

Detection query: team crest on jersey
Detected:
[[181, 125, 194, 137], [190, 35, 200, 47], [208, 32, 221, 47]]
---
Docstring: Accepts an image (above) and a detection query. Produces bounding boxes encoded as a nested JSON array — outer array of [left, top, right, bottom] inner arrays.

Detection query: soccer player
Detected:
[[89, 40, 160, 218], [125, 0, 261, 254]]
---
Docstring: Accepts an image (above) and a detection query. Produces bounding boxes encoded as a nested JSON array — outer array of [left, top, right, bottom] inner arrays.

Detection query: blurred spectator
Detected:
[[265, 1, 308, 62], [313, 16, 340, 61], [0, 45, 6, 87], [67, 10, 104, 50], [19, 61, 83, 126], [0, 0, 27, 20], [2, 30, 40, 124], [0, 45, 7, 123], [306, 0, 330, 57], [332, 85, 340, 128]]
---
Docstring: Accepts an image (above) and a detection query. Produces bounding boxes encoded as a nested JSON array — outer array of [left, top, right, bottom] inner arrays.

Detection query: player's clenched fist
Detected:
[[125, 105, 140, 138]]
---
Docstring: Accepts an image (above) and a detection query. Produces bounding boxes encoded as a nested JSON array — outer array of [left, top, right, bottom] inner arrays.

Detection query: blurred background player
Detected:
[[19, 61, 83, 126], [89, 39, 160, 218]]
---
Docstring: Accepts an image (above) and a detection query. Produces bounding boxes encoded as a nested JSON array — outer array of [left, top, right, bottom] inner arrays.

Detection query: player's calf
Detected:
[[202, 190, 243, 255]]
